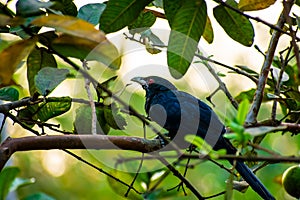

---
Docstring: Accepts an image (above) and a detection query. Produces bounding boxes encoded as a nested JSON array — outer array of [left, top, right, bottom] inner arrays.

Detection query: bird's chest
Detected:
[[145, 92, 181, 130]]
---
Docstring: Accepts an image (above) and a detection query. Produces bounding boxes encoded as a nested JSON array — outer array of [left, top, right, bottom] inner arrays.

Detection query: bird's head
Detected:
[[131, 76, 177, 92]]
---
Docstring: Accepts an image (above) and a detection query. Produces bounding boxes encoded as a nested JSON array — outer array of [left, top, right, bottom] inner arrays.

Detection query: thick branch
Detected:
[[0, 135, 161, 171]]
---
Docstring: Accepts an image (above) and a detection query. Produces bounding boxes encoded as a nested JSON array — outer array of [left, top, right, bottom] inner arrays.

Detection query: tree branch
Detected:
[[195, 54, 239, 109], [0, 135, 161, 171], [155, 154, 204, 199], [246, 0, 293, 125], [63, 149, 142, 195]]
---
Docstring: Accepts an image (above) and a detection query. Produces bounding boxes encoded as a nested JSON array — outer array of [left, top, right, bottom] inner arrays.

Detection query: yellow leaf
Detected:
[[52, 34, 121, 69], [0, 38, 37, 86], [0, 14, 25, 27], [31, 15, 106, 43], [145, 40, 161, 54], [203, 16, 214, 44], [238, 0, 276, 11]]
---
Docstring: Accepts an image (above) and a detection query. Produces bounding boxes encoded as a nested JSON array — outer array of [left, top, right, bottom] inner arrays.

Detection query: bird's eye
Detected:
[[148, 78, 155, 85]]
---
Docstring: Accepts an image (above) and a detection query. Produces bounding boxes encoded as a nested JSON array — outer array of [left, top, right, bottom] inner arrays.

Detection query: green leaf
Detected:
[[103, 104, 127, 130], [0, 87, 19, 101], [96, 107, 111, 134], [99, 0, 153, 33], [145, 42, 162, 54], [18, 105, 39, 127], [77, 3, 106, 25], [128, 11, 156, 34], [235, 88, 256, 103], [228, 121, 245, 134], [151, 0, 163, 8], [50, 0, 78, 16], [18, 97, 71, 124], [217, 71, 226, 77], [225, 121, 251, 146], [96, 76, 118, 100], [223, 132, 239, 140], [236, 99, 250, 125], [34, 67, 69, 96], [0, 167, 20, 200], [16, 0, 53, 17], [9, 177, 35, 193], [37, 97, 71, 122], [0, 37, 37, 86], [185, 135, 212, 153], [235, 65, 258, 75], [32, 15, 106, 43], [163, 0, 183, 27], [238, 0, 276, 11], [74, 106, 110, 134], [27, 47, 57, 95], [213, 0, 254, 46], [282, 62, 300, 87], [140, 29, 165, 46], [22, 193, 55, 200], [51, 34, 121, 69], [167, 0, 207, 78]]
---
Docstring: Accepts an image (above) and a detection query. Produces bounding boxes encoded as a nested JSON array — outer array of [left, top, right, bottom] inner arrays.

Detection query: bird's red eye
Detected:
[[148, 78, 155, 84]]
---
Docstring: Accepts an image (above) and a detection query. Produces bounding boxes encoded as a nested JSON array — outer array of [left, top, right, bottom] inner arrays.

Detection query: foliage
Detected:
[[0, 167, 36, 200], [0, 0, 299, 199]]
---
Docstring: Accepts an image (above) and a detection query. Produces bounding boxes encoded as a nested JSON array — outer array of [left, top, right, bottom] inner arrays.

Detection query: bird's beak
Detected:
[[131, 77, 147, 87]]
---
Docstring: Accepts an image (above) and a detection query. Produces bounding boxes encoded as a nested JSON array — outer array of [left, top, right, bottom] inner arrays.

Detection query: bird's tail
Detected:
[[235, 161, 275, 200]]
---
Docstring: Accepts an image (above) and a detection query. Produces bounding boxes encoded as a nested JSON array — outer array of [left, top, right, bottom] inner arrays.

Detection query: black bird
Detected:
[[131, 76, 275, 200]]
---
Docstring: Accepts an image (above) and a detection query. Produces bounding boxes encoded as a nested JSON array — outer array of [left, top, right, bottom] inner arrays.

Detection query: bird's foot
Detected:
[[154, 133, 170, 148]]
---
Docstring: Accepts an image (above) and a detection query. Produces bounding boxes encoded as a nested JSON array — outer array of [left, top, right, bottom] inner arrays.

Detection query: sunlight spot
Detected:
[[151, 170, 165, 181], [141, 182, 147, 191], [41, 150, 67, 177]]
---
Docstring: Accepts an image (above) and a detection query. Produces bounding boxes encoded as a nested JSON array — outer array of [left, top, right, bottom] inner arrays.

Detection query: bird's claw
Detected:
[[154, 133, 170, 148]]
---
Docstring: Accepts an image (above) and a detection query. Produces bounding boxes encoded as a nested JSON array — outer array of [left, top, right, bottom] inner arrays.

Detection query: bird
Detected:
[[131, 76, 275, 200]]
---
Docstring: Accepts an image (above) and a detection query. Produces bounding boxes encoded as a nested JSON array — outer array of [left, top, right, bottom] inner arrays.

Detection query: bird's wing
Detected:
[[166, 91, 226, 149]]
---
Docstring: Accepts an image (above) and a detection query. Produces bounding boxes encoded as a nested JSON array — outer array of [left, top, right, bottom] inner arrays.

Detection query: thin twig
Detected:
[[6, 112, 40, 135], [271, 46, 292, 121], [0, 115, 6, 136], [63, 149, 142, 195], [204, 191, 226, 199], [124, 153, 144, 197], [283, 0, 300, 77], [195, 54, 239, 109], [248, 142, 280, 156], [155, 153, 204, 199], [196, 54, 258, 84], [125, 122, 147, 196]]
